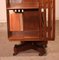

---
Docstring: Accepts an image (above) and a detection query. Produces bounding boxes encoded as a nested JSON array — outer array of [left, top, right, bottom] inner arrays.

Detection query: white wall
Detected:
[[56, 0, 59, 20], [0, 0, 6, 22], [0, 0, 59, 23]]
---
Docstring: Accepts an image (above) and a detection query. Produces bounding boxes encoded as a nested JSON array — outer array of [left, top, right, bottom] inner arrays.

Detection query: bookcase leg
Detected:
[[34, 45, 47, 56], [13, 42, 33, 56], [13, 41, 48, 56], [39, 47, 46, 56], [33, 41, 47, 56]]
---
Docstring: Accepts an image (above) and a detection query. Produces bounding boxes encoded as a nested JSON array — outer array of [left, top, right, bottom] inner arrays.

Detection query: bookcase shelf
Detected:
[[9, 31, 41, 41], [7, 2, 39, 10]]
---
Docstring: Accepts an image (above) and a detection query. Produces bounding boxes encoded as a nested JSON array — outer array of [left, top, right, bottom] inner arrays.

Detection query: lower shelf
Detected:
[[8, 31, 44, 41], [9, 36, 40, 41]]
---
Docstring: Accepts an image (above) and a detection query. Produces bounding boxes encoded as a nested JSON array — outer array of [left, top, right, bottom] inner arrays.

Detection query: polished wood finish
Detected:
[[9, 13, 23, 31], [6, 0, 55, 41], [6, 0, 55, 56]]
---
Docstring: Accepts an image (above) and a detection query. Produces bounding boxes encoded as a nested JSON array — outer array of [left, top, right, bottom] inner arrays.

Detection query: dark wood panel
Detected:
[[23, 10, 40, 31]]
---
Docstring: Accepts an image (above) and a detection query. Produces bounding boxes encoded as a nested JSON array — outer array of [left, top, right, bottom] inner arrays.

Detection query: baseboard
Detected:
[[0, 20, 7, 23]]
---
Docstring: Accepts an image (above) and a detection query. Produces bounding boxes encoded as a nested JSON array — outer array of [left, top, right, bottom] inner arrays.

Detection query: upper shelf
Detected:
[[7, 2, 39, 10]]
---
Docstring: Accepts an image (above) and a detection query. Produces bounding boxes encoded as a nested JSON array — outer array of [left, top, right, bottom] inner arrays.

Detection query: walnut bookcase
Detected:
[[6, 0, 55, 56]]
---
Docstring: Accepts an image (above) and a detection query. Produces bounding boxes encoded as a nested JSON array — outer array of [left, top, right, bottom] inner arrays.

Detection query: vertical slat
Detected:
[[40, 9, 43, 40], [43, 9, 47, 40], [52, 0, 55, 40], [42, 0, 47, 40], [39, 0, 42, 39], [39, 0, 43, 40], [6, 0, 12, 37], [7, 10, 12, 37], [48, 0, 52, 39]]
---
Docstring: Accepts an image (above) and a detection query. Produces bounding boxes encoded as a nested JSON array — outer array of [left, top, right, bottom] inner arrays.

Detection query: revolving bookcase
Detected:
[[6, 0, 55, 56]]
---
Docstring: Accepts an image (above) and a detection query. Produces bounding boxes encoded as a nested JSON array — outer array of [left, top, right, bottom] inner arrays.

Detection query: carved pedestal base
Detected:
[[13, 41, 48, 56]]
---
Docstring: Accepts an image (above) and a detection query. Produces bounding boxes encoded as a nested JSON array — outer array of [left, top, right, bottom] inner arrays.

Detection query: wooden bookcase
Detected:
[[6, 0, 55, 56]]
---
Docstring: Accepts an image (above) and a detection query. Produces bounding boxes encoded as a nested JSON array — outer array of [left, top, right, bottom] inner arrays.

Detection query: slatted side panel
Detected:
[[38, 0, 55, 40], [38, 0, 47, 41], [48, 0, 55, 40]]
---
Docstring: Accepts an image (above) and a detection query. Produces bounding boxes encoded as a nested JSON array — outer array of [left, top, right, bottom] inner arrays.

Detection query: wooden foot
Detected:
[[13, 41, 48, 56], [39, 48, 47, 56], [33, 45, 47, 56], [33, 41, 47, 56], [13, 42, 33, 56]]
